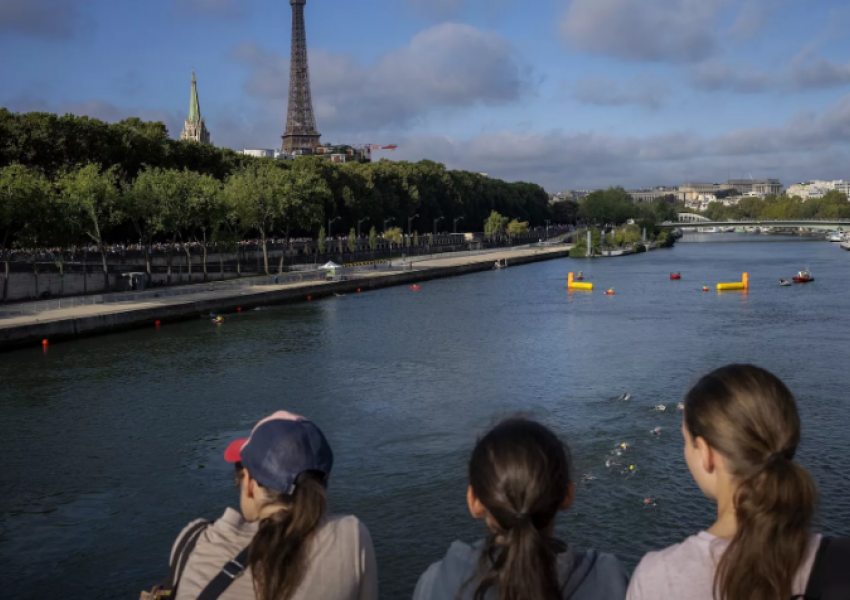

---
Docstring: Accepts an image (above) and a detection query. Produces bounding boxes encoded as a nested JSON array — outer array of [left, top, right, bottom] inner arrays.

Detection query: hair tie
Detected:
[[515, 512, 531, 521], [768, 448, 796, 464]]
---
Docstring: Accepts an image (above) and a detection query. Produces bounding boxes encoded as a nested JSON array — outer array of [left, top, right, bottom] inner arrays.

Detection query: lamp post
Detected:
[[453, 216, 464, 234], [545, 219, 550, 240], [328, 216, 341, 238], [358, 217, 369, 239], [434, 216, 444, 235], [408, 214, 419, 238]]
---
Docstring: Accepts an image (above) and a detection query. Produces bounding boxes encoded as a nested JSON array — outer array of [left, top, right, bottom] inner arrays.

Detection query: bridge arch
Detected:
[[677, 213, 710, 223]]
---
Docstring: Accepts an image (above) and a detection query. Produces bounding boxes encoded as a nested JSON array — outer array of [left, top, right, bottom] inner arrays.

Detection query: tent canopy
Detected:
[[320, 261, 341, 269]]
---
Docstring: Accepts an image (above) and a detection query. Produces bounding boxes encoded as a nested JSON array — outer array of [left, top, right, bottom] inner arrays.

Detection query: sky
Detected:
[[2, 0, 850, 191]]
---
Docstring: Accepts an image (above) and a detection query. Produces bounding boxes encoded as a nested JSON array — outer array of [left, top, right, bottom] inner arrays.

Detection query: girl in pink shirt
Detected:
[[627, 364, 821, 600]]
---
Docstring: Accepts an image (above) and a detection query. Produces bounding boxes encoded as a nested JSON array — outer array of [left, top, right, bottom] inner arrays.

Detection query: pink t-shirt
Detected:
[[627, 531, 822, 600]]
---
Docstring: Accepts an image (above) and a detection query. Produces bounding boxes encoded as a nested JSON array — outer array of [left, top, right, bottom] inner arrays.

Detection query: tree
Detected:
[[368, 226, 377, 251], [0, 165, 50, 301], [551, 200, 579, 225], [317, 226, 326, 254], [507, 219, 529, 238], [124, 167, 167, 278], [347, 228, 356, 254], [579, 187, 634, 226], [484, 210, 509, 240], [384, 226, 402, 249], [56, 164, 119, 291], [184, 172, 225, 281], [274, 166, 327, 273], [224, 160, 286, 274]]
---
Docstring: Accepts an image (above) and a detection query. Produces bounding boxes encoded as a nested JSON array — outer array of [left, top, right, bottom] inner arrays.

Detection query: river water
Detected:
[[1, 235, 849, 599]]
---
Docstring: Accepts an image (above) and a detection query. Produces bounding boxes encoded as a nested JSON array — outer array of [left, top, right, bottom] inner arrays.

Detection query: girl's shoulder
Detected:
[[563, 548, 629, 600], [627, 533, 722, 600]]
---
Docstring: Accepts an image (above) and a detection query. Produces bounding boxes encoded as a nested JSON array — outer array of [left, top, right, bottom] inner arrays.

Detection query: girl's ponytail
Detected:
[[247, 471, 327, 600], [684, 365, 817, 600], [468, 418, 571, 600]]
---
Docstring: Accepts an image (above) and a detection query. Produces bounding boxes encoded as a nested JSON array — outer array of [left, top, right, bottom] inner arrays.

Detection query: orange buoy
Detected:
[[237, 307, 242, 312], [42, 339, 49, 346], [155, 320, 161, 327], [605, 289, 615, 296], [357, 288, 361, 293], [702, 286, 709, 292], [410, 285, 421, 291], [307, 296, 312, 301]]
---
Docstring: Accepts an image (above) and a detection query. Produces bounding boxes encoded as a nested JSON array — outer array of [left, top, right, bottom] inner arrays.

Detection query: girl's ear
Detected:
[[696, 436, 715, 474], [467, 485, 487, 519], [560, 482, 575, 511], [244, 470, 256, 499]]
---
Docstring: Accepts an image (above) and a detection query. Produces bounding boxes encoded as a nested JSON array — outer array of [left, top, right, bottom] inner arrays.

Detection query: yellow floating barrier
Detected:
[[568, 272, 593, 291], [717, 273, 749, 291]]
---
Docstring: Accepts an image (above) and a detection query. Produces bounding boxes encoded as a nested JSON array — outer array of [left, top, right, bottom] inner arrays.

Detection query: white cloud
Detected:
[[231, 23, 531, 135]]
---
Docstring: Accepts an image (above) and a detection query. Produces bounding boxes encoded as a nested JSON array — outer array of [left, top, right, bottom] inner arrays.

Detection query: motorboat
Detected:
[[670, 272, 681, 280], [779, 279, 791, 287], [841, 240, 850, 251], [827, 231, 844, 242], [792, 270, 814, 283]]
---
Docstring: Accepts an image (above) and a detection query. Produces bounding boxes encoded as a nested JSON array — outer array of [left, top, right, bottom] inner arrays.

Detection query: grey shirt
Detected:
[[413, 539, 629, 600], [172, 508, 378, 600]]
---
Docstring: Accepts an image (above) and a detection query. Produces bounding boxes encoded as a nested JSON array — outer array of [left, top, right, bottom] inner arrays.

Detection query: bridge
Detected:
[[659, 214, 850, 230]]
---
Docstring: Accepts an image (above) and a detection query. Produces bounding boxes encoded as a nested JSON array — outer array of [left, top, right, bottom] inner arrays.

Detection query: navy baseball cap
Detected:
[[224, 411, 333, 494]]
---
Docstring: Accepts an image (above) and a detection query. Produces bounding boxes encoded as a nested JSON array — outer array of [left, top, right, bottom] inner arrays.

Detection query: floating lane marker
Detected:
[[567, 272, 593, 291]]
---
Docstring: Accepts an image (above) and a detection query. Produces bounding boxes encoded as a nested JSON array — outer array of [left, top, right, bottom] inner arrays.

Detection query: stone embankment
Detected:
[[0, 246, 570, 351]]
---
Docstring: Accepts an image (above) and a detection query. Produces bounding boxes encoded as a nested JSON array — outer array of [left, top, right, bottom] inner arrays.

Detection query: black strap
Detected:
[[196, 546, 251, 600], [801, 537, 850, 600], [163, 520, 212, 592]]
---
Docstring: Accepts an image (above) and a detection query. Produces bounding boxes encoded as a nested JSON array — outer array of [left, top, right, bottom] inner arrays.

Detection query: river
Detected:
[[1, 234, 849, 599]]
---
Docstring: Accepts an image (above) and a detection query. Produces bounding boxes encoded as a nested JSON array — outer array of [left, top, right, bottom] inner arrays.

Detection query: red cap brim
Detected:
[[224, 438, 248, 463]]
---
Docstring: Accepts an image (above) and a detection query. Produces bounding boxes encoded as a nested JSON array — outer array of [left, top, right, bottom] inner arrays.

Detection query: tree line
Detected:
[[0, 109, 564, 299], [698, 191, 850, 221]]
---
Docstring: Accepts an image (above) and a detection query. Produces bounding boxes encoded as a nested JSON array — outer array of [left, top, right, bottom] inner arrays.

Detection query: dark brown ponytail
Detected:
[[246, 470, 327, 600], [684, 364, 818, 600], [467, 418, 571, 600]]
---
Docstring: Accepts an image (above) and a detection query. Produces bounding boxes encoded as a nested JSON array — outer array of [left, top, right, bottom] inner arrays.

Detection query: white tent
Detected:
[[320, 261, 341, 269]]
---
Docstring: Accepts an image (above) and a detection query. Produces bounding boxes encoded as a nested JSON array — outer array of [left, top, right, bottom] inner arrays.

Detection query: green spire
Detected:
[[188, 71, 201, 124]]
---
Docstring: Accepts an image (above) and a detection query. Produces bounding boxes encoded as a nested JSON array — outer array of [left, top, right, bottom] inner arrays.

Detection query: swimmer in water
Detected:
[[582, 474, 597, 482], [677, 402, 685, 410], [605, 459, 621, 468], [651, 427, 661, 436], [618, 392, 631, 401], [212, 316, 224, 324], [654, 404, 666, 411], [644, 497, 657, 507], [620, 442, 629, 450]]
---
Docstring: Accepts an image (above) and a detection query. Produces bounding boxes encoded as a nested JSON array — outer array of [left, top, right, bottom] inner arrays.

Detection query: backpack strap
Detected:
[[196, 546, 251, 600], [802, 537, 850, 600], [163, 520, 213, 592]]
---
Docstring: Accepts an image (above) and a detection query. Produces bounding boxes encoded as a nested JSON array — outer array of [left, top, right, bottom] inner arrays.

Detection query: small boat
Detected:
[[779, 279, 791, 287], [575, 272, 584, 281], [827, 232, 843, 242], [792, 270, 814, 283], [670, 272, 681, 280]]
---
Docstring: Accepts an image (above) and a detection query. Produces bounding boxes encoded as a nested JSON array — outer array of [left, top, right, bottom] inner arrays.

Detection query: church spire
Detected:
[[181, 71, 211, 145], [188, 71, 201, 124]]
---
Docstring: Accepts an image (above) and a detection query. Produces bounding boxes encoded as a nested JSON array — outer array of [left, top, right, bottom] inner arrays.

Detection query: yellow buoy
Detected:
[[717, 273, 749, 291], [568, 272, 593, 291]]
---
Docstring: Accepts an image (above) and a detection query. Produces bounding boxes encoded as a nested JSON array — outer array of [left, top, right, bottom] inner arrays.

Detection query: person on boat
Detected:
[[166, 411, 378, 600], [626, 364, 830, 600], [413, 417, 629, 600]]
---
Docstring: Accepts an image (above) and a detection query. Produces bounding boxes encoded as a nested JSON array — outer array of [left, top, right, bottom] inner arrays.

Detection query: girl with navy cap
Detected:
[[167, 411, 378, 600]]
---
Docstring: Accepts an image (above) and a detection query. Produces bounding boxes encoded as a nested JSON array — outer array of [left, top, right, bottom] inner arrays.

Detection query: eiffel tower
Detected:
[[282, 0, 321, 155]]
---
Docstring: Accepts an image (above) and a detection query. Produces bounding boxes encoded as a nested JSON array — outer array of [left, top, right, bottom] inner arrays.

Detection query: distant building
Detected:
[[726, 179, 782, 197], [239, 149, 294, 161], [628, 187, 679, 203], [180, 72, 211, 145], [678, 183, 734, 202], [786, 180, 850, 200]]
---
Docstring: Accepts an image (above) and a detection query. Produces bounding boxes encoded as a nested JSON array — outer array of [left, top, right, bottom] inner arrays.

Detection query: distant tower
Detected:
[[181, 72, 211, 145], [281, 0, 320, 155]]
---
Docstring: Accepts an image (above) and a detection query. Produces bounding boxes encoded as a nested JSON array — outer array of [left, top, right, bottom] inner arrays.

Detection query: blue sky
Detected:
[[2, 0, 850, 190]]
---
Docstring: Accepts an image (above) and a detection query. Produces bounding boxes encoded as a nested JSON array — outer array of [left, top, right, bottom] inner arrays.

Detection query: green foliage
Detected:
[[413, 231, 419, 246], [569, 228, 603, 257], [347, 228, 356, 253], [317, 226, 326, 254], [368, 226, 377, 251], [384, 226, 403, 247], [700, 192, 850, 221], [551, 200, 579, 225], [484, 210, 509, 238], [507, 219, 529, 237], [579, 187, 634, 225]]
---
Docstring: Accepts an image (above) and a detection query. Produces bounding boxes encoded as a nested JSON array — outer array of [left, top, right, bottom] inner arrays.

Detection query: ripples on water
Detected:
[[1, 235, 849, 599]]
